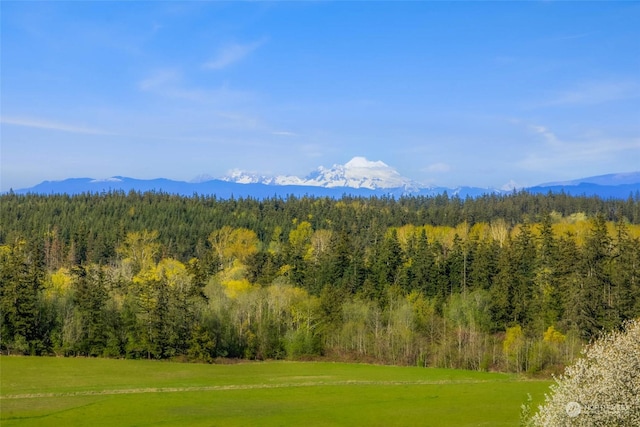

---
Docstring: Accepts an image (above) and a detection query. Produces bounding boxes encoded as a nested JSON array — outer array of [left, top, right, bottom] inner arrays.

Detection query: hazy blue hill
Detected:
[[527, 182, 640, 199], [11, 177, 382, 199], [12, 177, 509, 199], [9, 174, 640, 200], [540, 172, 640, 187]]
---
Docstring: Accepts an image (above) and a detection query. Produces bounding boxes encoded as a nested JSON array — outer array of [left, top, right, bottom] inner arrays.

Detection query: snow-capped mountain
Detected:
[[219, 170, 307, 186], [220, 170, 272, 185], [221, 157, 425, 190]]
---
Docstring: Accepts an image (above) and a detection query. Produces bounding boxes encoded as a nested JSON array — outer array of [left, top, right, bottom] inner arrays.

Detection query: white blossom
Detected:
[[531, 319, 640, 426]]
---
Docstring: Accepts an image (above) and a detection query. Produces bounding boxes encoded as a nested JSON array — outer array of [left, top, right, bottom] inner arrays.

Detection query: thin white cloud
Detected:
[[546, 80, 640, 107], [529, 124, 561, 148], [0, 116, 110, 135], [204, 39, 266, 70], [138, 69, 208, 101], [518, 140, 640, 171], [544, 32, 592, 42], [214, 112, 260, 130], [298, 143, 325, 158], [517, 121, 640, 172], [424, 162, 451, 173], [139, 69, 179, 91], [272, 131, 297, 137], [138, 69, 257, 104]]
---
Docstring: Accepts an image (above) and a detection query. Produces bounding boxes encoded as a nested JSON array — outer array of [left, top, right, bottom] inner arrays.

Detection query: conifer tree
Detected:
[[0, 239, 45, 354]]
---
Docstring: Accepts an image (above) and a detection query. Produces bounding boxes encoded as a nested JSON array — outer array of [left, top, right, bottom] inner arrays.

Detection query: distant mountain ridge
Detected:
[[539, 172, 640, 187], [7, 157, 640, 200], [12, 176, 493, 199]]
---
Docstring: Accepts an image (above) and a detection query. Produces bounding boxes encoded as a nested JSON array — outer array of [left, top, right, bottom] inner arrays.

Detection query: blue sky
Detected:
[[2, 1, 639, 191]]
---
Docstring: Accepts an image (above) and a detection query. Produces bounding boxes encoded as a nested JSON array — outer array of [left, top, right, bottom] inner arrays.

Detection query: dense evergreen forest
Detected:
[[1, 191, 639, 373]]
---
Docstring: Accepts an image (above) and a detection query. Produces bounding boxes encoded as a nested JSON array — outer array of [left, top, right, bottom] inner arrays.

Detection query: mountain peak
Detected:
[[221, 157, 421, 190], [344, 156, 389, 169]]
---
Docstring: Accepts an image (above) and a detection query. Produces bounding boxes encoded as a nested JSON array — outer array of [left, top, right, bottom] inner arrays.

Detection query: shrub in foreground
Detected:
[[530, 319, 640, 426]]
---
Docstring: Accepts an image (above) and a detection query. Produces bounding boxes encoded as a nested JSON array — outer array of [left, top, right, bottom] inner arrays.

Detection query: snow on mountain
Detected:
[[219, 169, 304, 186], [305, 157, 419, 189], [500, 180, 522, 192], [190, 174, 216, 183], [89, 177, 123, 183], [220, 169, 265, 184], [221, 157, 424, 190]]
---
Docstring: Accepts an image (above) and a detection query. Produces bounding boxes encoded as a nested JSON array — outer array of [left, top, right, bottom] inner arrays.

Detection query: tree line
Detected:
[[1, 191, 639, 373]]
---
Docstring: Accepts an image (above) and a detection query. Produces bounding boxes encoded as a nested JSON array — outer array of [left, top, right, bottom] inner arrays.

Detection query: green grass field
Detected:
[[1, 356, 551, 426]]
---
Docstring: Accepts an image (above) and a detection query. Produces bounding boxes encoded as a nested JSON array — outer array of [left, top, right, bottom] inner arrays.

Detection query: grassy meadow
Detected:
[[1, 356, 551, 426]]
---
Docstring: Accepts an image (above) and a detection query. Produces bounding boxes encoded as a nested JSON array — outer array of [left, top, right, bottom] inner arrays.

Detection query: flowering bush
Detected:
[[530, 319, 640, 426]]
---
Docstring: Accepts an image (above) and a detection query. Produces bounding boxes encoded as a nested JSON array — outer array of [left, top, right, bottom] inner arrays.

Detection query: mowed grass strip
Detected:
[[1, 357, 550, 426]]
